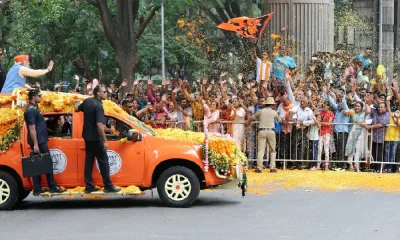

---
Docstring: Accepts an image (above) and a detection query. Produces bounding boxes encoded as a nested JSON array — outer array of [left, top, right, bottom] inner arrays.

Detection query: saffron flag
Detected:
[[217, 13, 274, 39]]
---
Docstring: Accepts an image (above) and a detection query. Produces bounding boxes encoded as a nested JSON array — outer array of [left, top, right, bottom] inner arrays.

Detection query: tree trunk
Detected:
[[90, 0, 160, 87]]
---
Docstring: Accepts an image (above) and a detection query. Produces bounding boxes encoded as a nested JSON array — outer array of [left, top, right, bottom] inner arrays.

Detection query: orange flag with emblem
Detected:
[[217, 13, 274, 39]]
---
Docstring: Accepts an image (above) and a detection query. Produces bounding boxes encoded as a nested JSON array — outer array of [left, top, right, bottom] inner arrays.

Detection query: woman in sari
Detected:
[[207, 100, 221, 134], [344, 101, 367, 172], [231, 98, 246, 150]]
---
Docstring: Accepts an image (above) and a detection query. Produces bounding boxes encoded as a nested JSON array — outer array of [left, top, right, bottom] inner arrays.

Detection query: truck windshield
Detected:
[[126, 116, 156, 136]]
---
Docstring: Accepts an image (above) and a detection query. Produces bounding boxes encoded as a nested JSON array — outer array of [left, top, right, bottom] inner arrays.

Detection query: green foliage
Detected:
[[0, 0, 260, 88]]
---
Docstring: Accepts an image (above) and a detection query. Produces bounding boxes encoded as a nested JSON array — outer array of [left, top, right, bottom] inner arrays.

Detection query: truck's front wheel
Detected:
[[157, 166, 200, 208], [0, 170, 19, 210]]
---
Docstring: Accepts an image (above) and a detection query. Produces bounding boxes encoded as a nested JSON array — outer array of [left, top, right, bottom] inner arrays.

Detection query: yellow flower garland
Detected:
[[153, 128, 248, 177]]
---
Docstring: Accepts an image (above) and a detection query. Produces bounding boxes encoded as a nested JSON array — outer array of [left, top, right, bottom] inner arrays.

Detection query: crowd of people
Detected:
[[1, 34, 400, 174]]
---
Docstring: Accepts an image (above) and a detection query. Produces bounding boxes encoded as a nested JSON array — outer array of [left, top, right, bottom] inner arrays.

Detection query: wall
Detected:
[[262, 0, 335, 68]]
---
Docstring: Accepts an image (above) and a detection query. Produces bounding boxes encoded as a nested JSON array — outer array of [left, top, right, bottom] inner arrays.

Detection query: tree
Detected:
[[87, 0, 161, 85]]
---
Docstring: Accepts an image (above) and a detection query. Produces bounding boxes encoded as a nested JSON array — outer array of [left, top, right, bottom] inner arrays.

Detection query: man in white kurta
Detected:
[[255, 52, 272, 83]]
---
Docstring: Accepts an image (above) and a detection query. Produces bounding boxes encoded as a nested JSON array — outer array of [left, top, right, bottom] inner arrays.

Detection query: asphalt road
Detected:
[[1, 189, 400, 240]]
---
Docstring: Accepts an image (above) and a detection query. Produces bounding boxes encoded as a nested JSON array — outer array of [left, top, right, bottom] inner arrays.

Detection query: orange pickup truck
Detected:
[[0, 90, 246, 210]]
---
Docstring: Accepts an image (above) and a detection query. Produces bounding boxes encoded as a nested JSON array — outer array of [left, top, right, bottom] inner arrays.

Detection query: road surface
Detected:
[[1, 189, 400, 240]]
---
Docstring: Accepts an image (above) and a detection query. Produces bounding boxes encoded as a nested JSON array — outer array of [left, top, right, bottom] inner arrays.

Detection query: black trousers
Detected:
[[334, 132, 348, 168], [84, 141, 113, 188], [372, 142, 385, 170], [30, 143, 57, 191]]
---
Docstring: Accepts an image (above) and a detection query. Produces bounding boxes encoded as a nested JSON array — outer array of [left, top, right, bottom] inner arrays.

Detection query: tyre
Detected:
[[18, 190, 31, 202], [157, 166, 200, 208], [0, 170, 19, 210]]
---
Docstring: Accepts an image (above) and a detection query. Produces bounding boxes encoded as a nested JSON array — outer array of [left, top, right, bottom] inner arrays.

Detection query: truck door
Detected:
[[77, 115, 145, 186]]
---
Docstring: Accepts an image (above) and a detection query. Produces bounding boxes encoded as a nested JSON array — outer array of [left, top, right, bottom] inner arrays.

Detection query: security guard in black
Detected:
[[24, 88, 64, 195], [75, 85, 120, 193]]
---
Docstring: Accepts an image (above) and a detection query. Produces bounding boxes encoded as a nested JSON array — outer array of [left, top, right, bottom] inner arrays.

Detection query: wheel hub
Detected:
[[165, 174, 191, 202], [0, 179, 11, 205]]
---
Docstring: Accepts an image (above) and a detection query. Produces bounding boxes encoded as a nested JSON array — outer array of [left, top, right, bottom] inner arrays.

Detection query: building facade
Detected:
[[261, 0, 335, 69]]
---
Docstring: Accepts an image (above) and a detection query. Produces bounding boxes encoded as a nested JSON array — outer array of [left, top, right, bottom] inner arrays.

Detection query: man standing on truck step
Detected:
[[1, 55, 54, 93], [245, 97, 282, 173], [74, 85, 121, 194], [24, 88, 65, 196]]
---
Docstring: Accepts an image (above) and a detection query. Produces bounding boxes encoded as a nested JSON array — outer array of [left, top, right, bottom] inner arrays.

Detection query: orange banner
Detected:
[[217, 13, 274, 39]]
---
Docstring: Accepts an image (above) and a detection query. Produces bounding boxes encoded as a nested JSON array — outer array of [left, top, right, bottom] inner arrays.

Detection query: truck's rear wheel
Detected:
[[0, 170, 19, 210], [157, 166, 200, 208]]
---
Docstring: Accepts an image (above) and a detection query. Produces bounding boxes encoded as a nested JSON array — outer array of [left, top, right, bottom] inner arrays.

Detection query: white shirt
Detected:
[[291, 107, 314, 128], [309, 125, 320, 140], [256, 58, 272, 82], [277, 103, 296, 133]]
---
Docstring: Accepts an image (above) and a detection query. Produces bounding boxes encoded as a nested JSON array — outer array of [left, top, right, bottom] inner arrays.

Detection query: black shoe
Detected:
[[49, 186, 66, 193], [33, 188, 47, 196], [104, 186, 121, 193], [270, 169, 277, 173], [84, 187, 100, 194], [254, 168, 262, 173]]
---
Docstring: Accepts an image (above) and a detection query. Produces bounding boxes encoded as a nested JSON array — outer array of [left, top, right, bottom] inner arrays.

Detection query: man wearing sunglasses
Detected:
[[74, 85, 120, 194], [0, 48, 6, 91], [24, 88, 65, 196]]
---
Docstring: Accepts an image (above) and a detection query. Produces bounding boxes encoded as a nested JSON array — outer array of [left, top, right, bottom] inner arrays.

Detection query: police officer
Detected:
[[24, 88, 65, 195], [245, 97, 281, 173], [74, 85, 120, 194]]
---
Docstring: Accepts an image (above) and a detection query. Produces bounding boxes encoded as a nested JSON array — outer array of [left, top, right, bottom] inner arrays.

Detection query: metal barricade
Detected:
[[167, 120, 400, 173]]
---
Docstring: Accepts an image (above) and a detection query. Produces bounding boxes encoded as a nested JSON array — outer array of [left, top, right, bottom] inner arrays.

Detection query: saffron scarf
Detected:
[[283, 103, 294, 133], [259, 60, 272, 82]]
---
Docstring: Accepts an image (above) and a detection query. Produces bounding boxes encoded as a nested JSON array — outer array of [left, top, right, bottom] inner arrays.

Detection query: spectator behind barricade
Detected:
[[179, 78, 204, 121], [309, 112, 321, 170], [362, 102, 390, 171], [171, 87, 193, 129], [383, 95, 400, 173], [328, 88, 350, 169], [357, 67, 370, 89], [252, 49, 272, 83], [353, 48, 373, 73], [231, 97, 246, 150], [1, 55, 54, 93], [272, 46, 292, 83], [121, 99, 134, 116], [290, 97, 314, 169], [316, 101, 335, 171], [345, 101, 367, 172], [150, 103, 168, 129], [206, 100, 221, 134], [277, 96, 296, 160], [166, 101, 183, 122], [86, 78, 99, 95]]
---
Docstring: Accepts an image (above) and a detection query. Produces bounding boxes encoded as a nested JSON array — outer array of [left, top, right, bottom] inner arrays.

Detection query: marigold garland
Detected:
[[153, 128, 248, 177]]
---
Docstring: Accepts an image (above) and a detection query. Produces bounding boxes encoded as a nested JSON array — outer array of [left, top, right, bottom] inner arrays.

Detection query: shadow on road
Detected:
[[14, 195, 241, 210]]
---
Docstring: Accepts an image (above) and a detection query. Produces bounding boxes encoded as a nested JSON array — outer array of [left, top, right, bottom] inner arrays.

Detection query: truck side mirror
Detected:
[[126, 129, 142, 142]]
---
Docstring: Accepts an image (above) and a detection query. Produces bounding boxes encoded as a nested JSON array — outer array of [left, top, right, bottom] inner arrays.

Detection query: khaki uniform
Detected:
[[252, 107, 281, 169]]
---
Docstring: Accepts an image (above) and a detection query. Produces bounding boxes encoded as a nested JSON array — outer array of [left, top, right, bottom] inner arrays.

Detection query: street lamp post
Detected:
[[378, 0, 383, 65], [161, 2, 166, 81]]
